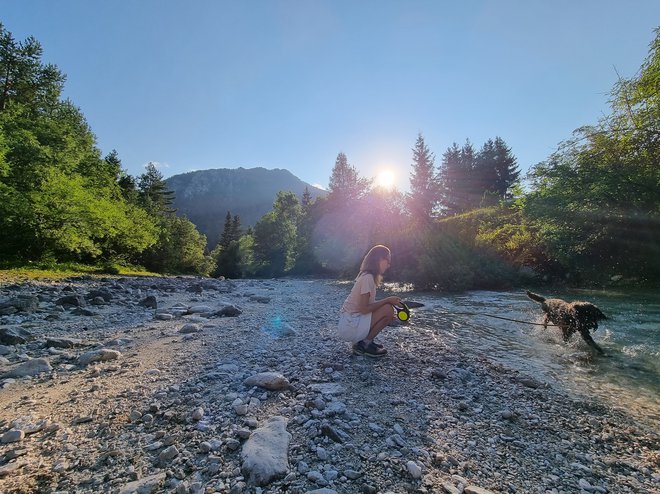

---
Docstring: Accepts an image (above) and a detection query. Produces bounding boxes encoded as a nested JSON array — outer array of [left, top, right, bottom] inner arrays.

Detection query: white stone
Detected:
[[406, 460, 422, 479], [243, 372, 290, 391], [241, 416, 291, 486], [78, 349, 121, 366]]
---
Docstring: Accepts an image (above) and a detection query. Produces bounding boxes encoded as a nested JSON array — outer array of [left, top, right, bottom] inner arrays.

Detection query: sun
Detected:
[[375, 169, 395, 189]]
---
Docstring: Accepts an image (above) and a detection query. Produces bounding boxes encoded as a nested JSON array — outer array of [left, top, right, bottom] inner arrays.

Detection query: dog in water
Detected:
[[526, 291, 607, 355]]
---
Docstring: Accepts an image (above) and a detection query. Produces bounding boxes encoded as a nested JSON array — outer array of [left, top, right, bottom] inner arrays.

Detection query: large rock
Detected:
[[4, 358, 52, 378], [78, 348, 121, 366], [0, 296, 39, 314], [139, 296, 157, 309], [45, 337, 82, 349], [56, 295, 86, 307], [243, 372, 290, 391], [215, 304, 243, 317], [85, 289, 113, 302], [241, 416, 291, 486], [0, 327, 31, 345]]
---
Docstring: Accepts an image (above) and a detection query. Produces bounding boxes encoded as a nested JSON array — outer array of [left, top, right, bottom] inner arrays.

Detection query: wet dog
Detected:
[[526, 291, 607, 354]]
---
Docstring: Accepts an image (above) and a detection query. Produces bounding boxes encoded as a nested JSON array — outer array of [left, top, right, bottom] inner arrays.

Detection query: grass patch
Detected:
[[0, 262, 159, 283]]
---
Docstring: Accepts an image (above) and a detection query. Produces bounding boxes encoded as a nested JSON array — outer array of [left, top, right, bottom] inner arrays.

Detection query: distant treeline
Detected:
[[1, 23, 658, 288]]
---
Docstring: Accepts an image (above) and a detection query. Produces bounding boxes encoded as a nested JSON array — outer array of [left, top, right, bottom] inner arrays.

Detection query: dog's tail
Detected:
[[526, 291, 546, 303]]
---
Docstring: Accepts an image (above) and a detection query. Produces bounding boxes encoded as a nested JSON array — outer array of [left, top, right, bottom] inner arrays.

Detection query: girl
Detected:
[[337, 245, 401, 357]]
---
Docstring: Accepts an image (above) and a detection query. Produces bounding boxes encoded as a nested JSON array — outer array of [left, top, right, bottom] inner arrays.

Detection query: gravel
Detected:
[[0, 276, 657, 494]]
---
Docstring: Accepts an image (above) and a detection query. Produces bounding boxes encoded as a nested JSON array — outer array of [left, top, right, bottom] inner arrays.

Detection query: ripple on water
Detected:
[[405, 289, 660, 429]]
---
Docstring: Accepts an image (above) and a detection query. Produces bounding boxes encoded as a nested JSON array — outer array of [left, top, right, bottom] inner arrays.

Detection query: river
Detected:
[[389, 286, 660, 429]]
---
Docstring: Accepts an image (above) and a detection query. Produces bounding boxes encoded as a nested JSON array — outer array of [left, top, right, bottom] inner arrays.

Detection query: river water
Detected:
[[390, 286, 660, 429]]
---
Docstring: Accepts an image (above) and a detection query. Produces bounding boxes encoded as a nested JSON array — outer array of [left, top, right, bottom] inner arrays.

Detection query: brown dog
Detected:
[[526, 291, 607, 354]]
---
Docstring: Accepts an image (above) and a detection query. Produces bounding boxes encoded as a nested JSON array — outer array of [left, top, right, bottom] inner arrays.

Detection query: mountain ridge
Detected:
[[165, 167, 326, 246]]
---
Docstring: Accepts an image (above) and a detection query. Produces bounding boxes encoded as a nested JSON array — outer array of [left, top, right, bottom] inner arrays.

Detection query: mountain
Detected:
[[165, 167, 326, 246]]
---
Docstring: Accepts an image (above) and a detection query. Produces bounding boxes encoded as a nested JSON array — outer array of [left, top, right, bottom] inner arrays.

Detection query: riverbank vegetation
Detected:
[[1, 24, 657, 289]]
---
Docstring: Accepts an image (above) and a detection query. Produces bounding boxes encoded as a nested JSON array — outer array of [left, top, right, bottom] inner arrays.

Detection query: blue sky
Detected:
[[3, 1, 658, 190]]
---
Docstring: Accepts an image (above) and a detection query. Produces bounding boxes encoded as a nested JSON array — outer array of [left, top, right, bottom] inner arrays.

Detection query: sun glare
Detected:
[[375, 169, 395, 189]]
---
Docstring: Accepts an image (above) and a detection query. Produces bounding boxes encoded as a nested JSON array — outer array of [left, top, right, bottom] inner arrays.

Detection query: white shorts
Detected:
[[337, 311, 372, 343]]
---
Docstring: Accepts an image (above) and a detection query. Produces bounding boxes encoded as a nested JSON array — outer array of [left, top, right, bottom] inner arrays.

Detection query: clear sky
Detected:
[[3, 1, 658, 190]]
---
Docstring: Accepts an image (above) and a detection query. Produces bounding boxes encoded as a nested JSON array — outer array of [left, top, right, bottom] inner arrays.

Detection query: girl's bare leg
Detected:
[[365, 304, 394, 341]]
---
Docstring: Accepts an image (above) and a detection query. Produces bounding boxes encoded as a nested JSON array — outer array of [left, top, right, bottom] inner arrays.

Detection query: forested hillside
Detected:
[[0, 24, 211, 275]]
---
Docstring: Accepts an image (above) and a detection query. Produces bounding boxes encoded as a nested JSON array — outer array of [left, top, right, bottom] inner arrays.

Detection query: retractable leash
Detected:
[[393, 300, 425, 322], [392, 300, 547, 326], [442, 310, 550, 326], [395, 302, 411, 321]]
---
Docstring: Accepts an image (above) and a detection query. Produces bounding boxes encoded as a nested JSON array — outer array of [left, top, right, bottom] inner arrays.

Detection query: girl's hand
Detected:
[[388, 296, 402, 306]]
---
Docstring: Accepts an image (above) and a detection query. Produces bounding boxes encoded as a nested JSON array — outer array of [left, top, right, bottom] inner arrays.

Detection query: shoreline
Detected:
[[0, 277, 657, 493]]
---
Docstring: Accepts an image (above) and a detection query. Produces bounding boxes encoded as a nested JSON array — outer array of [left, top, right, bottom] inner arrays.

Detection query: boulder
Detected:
[[0, 327, 31, 345], [78, 348, 121, 366], [215, 305, 243, 317], [56, 295, 86, 307], [139, 296, 158, 309], [4, 358, 52, 378], [45, 337, 82, 348], [243, 372, 290, 391], [0, 296, 39, 314], [241, 416, 291, 486]]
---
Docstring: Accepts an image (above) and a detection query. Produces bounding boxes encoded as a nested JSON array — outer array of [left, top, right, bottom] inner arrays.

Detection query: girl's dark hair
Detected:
[[358, 244, 391, 286]]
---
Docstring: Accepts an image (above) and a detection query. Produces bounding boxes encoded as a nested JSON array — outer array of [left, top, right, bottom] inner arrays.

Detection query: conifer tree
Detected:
[[138, 162, 176, 215], [231, 214, 241, 242], [407, 133, 439, 223], [211, 211, 242, 279], [327, 152, 371, 205], [473, 139, 499, 207], [301, 186, 312, 208], [492, 137, 520, 200], [219, 211, 233, 249]]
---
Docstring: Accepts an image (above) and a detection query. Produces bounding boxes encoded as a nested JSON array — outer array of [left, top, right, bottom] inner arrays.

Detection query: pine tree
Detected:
[[407, 133, 439, 223], [0, 23, 65, 113], [138, 162, 176, 215], [231, 214, 241, 242], [474, 139, 499, 207], [493, 137, 520, 200], [212, 211, 242, 279], [219, 211, 233, 249], [301, 186, 312, 208], [327, 152, 371, 205]]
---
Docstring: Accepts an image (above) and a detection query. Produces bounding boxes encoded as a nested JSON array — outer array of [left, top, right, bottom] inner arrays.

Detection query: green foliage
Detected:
[[237, 230, 256, 276], [250, 192, 302, 276], [141, 215, 214, 275], [210, 211, 243, 278], [0, 164, 159, 261], [525, 29, 660, 283], [0, 23, 65, 113], [413, 221, 518, 291], [0, 24, 222, 276], [439, 138, 520, 214]]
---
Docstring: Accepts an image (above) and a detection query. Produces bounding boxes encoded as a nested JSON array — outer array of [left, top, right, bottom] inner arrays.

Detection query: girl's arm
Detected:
[[357, 293, 401, 314]]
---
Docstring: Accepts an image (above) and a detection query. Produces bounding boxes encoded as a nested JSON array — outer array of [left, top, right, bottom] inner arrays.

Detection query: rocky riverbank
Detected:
[[0, 276, 657, 494]]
